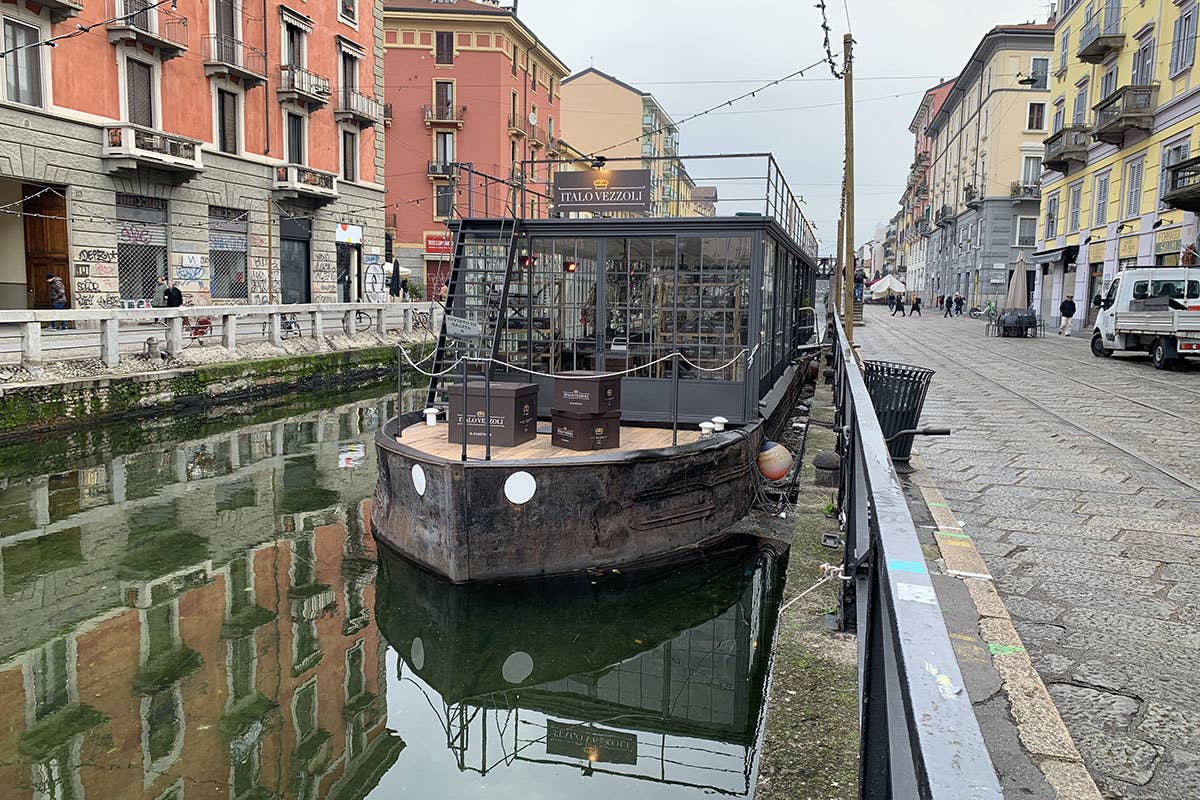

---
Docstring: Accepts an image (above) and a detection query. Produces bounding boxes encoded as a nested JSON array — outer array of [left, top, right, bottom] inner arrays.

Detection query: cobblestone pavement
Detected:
[[857, 305, 1200, 800]]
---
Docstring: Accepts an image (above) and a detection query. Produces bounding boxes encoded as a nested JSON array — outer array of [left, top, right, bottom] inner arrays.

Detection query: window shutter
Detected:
[[127, 60, 154, 127], [219, 90, 238, 153], [1171, 16, 1182, 73]]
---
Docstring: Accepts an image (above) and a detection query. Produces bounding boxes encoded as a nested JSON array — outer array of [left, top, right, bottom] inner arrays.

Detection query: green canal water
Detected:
[[0, 388, 785, 799]]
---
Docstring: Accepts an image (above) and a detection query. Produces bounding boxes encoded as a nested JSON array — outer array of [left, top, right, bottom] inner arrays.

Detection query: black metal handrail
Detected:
[[831, 310, 1002, 798]]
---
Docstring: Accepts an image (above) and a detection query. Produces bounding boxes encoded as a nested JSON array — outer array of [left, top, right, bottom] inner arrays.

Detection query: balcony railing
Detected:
[[427, 161, 456, 179], [1042, 125, 1091, 172], [277, 65, 331, 109], [529, 124, 547, 146], [102, 124, 203, 176], [1017, 233, 1037, 247], [1078, 7, 1123, 63], [422, 104, 466, 127], [1011, 181, 1041, 200], [107, 0, 188, 59], [916, 218, 932, 237], [964, 185, 982, 207], [508, 114, 528, 137], [40, 0, 82, 22], [273, 164, 338, 201], [1092, 84, 1156, 144], [1162, 155, 1200, 212], [336, 89, 384, 126], [934, 203, 954, 226], [642, 114, 656, 131], [203, 35, 266, 87]]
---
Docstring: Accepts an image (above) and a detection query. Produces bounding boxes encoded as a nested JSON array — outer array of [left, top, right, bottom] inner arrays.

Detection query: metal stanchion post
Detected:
[[671, 352, 680, 446], [396, 344, 403, 438], [460, 355, 469, 463], [484, 361, 492, 462]]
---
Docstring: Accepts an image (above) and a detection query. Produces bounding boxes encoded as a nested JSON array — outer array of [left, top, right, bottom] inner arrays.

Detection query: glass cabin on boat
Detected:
[[432, 215, 818, 426]]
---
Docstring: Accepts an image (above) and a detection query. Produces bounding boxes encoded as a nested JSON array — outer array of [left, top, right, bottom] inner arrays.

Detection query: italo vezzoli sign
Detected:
[[553, 169, 652, 213]]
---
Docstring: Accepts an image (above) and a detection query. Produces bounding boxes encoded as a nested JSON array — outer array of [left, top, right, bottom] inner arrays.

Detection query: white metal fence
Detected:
[[0, 302, 441, 377]]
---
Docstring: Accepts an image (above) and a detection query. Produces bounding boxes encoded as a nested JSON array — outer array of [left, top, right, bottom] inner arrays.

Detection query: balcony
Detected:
[[1078, 15, 1123, 64], [383, 103, 393, 127], [335, 89, 384, 127], [1042, 125, 1090, 172], [107, 0, 188, 60], [1162, 155, 1200, 212], [916, 219, 932, 237], [915, 183, 928, 199], [1091, 85, 1156, 144], [427, 161, 456, 180], [964, 185, 983, 209], [277, 65, 331, 110], [546, 136, 561, 155], [39, 0, 82, 22], [1011, 181, 1041, 201], [529, 124, 547, 147], [102, 124, 202, 177], [423, 104, 466, 128], [642, 114, 656, 132], [508, 114, 528, 137], [273, 164, 338, 203], [203, 35, 266, 88], [934, 204, 954, 227]]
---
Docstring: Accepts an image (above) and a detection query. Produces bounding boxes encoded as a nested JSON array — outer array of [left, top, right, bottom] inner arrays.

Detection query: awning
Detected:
[[1030, 245, 1079, 265]]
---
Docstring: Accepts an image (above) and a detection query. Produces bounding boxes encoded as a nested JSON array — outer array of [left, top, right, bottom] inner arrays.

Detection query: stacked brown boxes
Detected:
[[551, 371, 622, 451], [448, 381, 538, 446]]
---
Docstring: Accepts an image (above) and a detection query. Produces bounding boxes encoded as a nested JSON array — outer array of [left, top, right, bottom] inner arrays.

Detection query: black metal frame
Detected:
[[831, 311, 1002, 799]]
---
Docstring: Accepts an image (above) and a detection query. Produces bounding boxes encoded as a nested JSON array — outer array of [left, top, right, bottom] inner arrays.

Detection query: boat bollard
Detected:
[[699, 421, 716, 439], [424, 407, 440, 426], [711, 416, 728, 432]]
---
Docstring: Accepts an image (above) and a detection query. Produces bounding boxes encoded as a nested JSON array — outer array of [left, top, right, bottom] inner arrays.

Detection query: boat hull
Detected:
[[371, 361, 809, 583]]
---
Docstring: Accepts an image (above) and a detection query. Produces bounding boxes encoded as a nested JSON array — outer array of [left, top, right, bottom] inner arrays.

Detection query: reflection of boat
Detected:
[[374, 541, 784, 794], [373, 213, 818, 583]]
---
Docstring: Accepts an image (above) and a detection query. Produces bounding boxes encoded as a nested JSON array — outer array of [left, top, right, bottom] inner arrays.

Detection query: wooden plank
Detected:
[[397, 421, 701, 462]]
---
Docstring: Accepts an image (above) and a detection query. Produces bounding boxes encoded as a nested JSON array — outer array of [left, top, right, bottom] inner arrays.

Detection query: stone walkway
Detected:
[[857, 305, 1200, 800]]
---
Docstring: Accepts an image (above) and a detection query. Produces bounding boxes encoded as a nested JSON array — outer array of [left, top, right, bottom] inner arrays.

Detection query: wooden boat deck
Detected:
[[397, 421, 703, 462]]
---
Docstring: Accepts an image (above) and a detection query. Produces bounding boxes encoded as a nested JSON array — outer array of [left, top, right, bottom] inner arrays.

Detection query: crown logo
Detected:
[[592, 178, 610, 189]]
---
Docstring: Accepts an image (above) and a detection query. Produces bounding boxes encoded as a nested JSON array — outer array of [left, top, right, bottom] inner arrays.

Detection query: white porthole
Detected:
[[501, 651, 534, 684], [503, 471, 536, 505], [411, 464, 426, 496], [411, 637, 425, 670]]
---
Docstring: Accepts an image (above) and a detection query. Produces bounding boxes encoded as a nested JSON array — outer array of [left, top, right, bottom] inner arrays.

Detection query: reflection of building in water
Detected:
[[0, 397, 402, 800], [379, 546, 782, 796]]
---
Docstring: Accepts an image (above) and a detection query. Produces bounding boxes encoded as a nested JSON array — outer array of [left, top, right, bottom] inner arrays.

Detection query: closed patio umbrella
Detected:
[[1004, 254, 1030, 311], [870, 274, 907, 298]]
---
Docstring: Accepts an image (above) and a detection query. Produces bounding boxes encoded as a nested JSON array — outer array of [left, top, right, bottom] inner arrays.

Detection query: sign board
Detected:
[[1118, 236, 1139, 259], [553, 169, 653, 214], [1155, 226, 1183, 254], [545, 720, 637, 765], [1087, 242, 1106, 263], [425, 232, 454, 256], [445, 315, 482, 339], [335, 223, 363, 244]]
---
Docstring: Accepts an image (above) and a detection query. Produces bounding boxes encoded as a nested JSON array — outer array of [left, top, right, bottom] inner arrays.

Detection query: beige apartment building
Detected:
[[560, 67, 715, 216], [925, 23, 1054, 305]]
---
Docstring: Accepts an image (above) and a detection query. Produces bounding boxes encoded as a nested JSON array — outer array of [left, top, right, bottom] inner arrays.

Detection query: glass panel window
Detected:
[[4, 19, 42, 107], [284, 23, 304, 67], [435, 131, 454, 165], [672, 236, 751, 382], [1022, 155, 1042, 185], [517, 237, 600, 373], [1026, 102, 1046, 130], [435, 31, 453, 65], [1100, 65, 1116, 99], [1094, 173, 1110, 226], [1072, 86, 1089, 124], [1160, 140, 1191, 208], [435, 79, 453, 111], [1031, 57, 1049, 89], [341, 51, 357, 92], [286, 112, 304, 163], [1017, 217, 1037, 247], [1060, 27, 1070, 72], [217, 89, 238, 154], [511, 43, 517, 76], [1132, 38, 1154, 85], [340, 0, 355, 22], [1052, 104, 1065, 133], [435, 184, 454, 218], [126, 58, 154, 127], [341, 129, 356, 182]]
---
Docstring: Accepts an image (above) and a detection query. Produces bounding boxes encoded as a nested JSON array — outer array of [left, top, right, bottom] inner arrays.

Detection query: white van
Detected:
[[1091, 267, 1200, 369]]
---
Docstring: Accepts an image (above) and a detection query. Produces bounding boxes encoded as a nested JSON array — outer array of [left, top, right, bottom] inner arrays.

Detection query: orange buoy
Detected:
[[757, 441, 793, 480]]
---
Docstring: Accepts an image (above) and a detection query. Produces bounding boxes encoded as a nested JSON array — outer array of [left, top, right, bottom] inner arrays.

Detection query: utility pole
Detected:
[[842, 33, 855, 343], [835, 189, 845, 325]]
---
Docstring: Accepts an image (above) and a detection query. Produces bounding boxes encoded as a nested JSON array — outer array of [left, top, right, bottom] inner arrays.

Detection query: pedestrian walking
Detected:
[[887, 295, 896, 312], [891, 294, 906, 316], [911, 296, 922, 316], [943, 294, 953, 318], [165, 282, 183, 308], [1058, 294, 1077, 336], [46, 274, 68, 330], [438, 278, 449, 304], [954, 294, 965, 316]]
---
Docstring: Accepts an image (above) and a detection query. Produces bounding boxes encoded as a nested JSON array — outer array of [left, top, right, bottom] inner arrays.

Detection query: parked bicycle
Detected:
[[968, 300, 997, 320]]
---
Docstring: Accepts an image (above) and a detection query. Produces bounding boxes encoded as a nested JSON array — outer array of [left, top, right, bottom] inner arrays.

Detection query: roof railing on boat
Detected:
[[829, 309, 1003, 797]]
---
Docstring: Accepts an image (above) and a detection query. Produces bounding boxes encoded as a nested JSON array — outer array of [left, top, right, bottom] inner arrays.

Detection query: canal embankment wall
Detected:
[[0, 341, 432, 441]]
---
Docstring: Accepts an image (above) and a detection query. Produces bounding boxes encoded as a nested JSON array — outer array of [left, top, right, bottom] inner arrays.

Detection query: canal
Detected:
[[0, 387, 787, 799]]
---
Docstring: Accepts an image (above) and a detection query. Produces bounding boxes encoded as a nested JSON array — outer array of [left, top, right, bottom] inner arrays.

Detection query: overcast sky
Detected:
[[515, 0, 1051, 255]]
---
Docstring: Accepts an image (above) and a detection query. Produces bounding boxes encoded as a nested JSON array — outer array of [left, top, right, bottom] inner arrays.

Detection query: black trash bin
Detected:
[[861, 360, 935, 474]]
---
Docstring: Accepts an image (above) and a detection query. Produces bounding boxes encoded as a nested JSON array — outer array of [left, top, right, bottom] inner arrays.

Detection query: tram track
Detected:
[[1002, 342, 1200, 400], [869, 313, 1200, 494]]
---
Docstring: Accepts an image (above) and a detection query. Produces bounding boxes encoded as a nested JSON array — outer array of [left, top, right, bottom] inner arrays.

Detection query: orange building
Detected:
[[381, 0, 570, 296], [0, 0, 386, 311]]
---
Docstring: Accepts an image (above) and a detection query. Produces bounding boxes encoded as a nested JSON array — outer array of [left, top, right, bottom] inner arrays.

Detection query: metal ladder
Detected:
[[426, 218, 521, 407]]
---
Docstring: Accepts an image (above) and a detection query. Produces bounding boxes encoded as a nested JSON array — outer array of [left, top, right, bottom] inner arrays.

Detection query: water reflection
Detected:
[[0, 389, 785, 799]]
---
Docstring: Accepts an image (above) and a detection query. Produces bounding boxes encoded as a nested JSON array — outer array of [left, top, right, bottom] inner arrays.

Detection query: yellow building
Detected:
[[924, 24, 1054, 306], [559, 67, 715, 217], [1039, 0, 1200, 331]]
